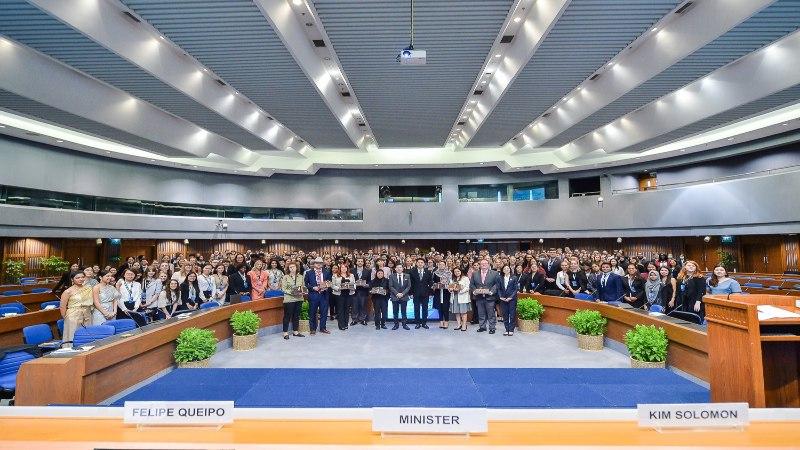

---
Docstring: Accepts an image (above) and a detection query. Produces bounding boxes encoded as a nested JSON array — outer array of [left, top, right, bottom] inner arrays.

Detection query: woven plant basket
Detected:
[[298, 319, 310, 333], [517, 318, 540, 333], [232, 333, 257, 351], [178, 358, 210, 368], [577, 333, 604, 351], [630, 357, 666, 368]]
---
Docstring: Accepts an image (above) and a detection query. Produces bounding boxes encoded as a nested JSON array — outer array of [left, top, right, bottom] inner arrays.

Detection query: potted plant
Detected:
[[567, 309, 607, 351], [230, 310, 260, 351], [39, 256, 70, 277], [625, 324, 668, 368], [174, 327, 218, 368], [298, 301, 310, 333], [517, 298, 545, 332], [2, 259, 25, 284]]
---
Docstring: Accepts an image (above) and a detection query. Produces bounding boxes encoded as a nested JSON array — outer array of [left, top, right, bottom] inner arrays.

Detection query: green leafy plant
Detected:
[[230, 310, 261, 336], [300, 301, 309, 320], [567, 309, 607, 336], [2, 259, 26, 284], [716, 250, 737, 272], [625, 324, 668, 363], [174, 327, 218, 363], [517, 298, 545, 320], [39, 256, 70, 276]]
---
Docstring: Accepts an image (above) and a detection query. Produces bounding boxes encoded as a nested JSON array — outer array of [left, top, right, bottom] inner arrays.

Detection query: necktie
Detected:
[[398, 274, 401, 285], [316, 270, 321, 285], [481, 271, 486, 284], [602, 274, 608, 288]]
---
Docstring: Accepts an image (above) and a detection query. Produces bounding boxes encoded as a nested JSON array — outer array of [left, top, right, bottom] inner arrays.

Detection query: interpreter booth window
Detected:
[[458, 181, 558, 202], [568, 177, 601, 197], [379, 185, 442, 203]]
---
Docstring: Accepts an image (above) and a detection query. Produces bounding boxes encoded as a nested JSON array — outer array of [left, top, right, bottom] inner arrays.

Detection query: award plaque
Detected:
[[355, 279, 368, 288], [291, 286, 308, 296], [370, 287, 387, 296], [447, 282, 460, 291], [341, 282, 355, 291], [474, 288, 491, 296]]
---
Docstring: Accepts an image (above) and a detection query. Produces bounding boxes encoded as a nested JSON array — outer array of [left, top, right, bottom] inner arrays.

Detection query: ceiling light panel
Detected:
[[0, 0, 272, 150], [313, 0, 513, 147], [545, 0, 800, 148], [119, 0, 354, 149], [469, 0, 680, 147]]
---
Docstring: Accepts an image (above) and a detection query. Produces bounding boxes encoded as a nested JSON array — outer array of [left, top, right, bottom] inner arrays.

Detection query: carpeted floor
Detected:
[[111, 368, 709, 408]]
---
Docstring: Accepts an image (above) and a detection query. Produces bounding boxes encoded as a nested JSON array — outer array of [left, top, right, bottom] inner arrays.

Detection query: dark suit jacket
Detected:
[[353, 266, 371, 293], [409, 268, 433, 302], [388, 272, 411, 302], [622, 275, 646, 308], [595, 272, 624, 303], [470, 269, 500, 300], [432, 272, 452, 305], [304, 268, 332, 300], [497, 275, 518, 301], [566, 271, 589, 292], [529, 270, 546, 292], [228, 271, 251, 295], [541, 258, 561, 279]]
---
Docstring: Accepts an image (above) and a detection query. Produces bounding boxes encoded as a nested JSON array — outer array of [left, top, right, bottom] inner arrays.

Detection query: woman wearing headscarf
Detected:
[[643, 270, 663, 310]]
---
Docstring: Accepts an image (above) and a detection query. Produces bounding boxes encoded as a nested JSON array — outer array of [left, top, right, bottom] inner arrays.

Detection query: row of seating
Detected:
[[0, 300, 60, 318], [0, 288, 51, 296]]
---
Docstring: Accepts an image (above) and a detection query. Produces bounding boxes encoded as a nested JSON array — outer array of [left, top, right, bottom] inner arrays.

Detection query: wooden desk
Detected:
[[0, 282, 56, 294], [0, 292, 59, 310], [15, 298, 284, 406], [0, 309, 61, 347], [524, 294, 709, 381], [705, 294, 800, 407]]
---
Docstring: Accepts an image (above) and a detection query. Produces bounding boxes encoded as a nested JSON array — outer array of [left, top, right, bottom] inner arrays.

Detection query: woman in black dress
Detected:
[[676, 260, 707, 320]]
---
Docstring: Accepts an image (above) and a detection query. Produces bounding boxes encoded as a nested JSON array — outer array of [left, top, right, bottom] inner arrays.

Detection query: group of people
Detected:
[[54, 245, 739, 345]]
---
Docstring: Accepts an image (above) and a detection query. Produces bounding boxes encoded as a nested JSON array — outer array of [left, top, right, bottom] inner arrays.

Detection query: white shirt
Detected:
[[197, 274, 216, 301], [117, 280, 142, 311]]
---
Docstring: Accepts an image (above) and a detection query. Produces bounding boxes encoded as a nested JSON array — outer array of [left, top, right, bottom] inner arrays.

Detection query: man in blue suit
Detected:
[[595, 261, 624, 303], [304, 257, 331, 335]]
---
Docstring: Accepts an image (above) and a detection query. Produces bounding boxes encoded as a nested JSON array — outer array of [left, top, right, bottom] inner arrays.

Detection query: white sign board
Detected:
[[638, 403, 749, 429], [372, 408, 487, 434], [124, 401, 234, 426]]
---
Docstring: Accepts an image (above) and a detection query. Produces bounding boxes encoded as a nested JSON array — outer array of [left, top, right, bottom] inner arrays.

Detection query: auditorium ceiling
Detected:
[[0, 0, 799, 176]]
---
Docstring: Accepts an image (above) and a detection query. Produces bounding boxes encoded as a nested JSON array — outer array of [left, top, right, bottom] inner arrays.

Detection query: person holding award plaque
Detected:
[[334, 265, 356, 331], [352, 258, 370, 326], [369, 268, 389, 329], [432, 260, 452, 329], [304, 257, 332, 335], [449, 267, 471, 331], [470, 258, 500, 334], [409, 258, 433, 329], [388, 264, 411, 330], [280, 261, 306, 340]]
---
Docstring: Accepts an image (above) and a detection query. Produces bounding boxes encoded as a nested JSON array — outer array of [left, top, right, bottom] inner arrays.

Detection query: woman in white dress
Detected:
[[449, 267, 471, 332], [116, 268, 142, 318], [92, 270, 119, 325]]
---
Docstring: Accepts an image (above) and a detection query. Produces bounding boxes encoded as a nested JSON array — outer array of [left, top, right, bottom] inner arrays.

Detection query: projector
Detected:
[[397, 47, 426, 65]]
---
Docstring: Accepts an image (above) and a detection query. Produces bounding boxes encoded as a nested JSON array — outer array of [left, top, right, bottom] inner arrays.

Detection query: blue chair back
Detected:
[[743, 282, 763, 288], [649, 304, 665, 313], [574, 293, 593, 301], [23, 324, 54, 346], [19, 277, 37, 285], [199, 302, 219, 310], [0, 350, 36, 391], [264, 290, 283, 298], [40, 300, 60, 310], [0, 306, 20, 317], [240, 295, 252, 302], [72, 325, 115, 347], [30, 287, 51, 294], [57, 319, 65, 337], [1, 290, 23, 296], [103, 319, 136, 334], [0, 302, 25, 314]]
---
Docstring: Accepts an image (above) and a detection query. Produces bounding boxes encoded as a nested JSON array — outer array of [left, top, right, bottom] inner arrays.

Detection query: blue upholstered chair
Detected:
[[72, 325, 115, 347], [264, 290, 283, 299], [199, 302, 219, 310], [18, 277, 37, 285], [22, 324, 61, 350], [103, 319, 136, 334], [240, 295, 252, 302], [0, 290, 23, 296], [574, 292, 594, 301], [743, 282, 763, 288], [40, 300, 60, 310], [0, 350, 37, 394], [649, 304, 665, 313], [30, 287, 51, 294], [0, 302, 25, 314], [0, 307, 20, 317]]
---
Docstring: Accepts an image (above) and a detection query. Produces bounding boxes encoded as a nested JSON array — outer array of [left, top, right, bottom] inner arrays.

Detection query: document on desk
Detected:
[[757, 305, 800, 320]]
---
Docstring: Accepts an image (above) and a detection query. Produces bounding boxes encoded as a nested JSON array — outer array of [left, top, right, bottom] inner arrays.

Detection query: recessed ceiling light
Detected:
[[680, 149, 686, 152], [373, 164, 378, 167], [607, 62, 615, 68], [105, 151, 111, 154], [292, 0, 303, 5], [192, 165, 198, 168], [0, 125, 5, 128], [470, 100, 477, 104], [513, 17, 521, 23], [149, 159, 155, 162], [56, 139, 63, 143], [479, 162, 485, 165], [494, 53, 502, 58], [159, 35, 165, 40], [781, 122, 789, 126], [727, 137, 734, 141]]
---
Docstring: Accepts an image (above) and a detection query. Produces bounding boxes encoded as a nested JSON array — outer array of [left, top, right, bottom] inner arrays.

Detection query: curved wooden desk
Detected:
[[0, 309, 61, 347], [15, 298, 284, 406], [0, 292, 59, 310], [521, 294, 709, 381]]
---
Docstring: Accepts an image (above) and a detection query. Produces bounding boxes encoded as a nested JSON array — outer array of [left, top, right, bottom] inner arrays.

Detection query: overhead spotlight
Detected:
[[96, 238, 102, 245], [597, 196, 604, 207], [0, 125, 5, 128], [513, 17, 521, 23], [607, 62, 615, 68], [292, 0, 303, 5], [334, 239, 339, 244], [494, 53, 502, 58], [703, 236, 711, 243], [727, 137, 735, 141], [466, 239, 471, 244], [261, 239, 266, 244], [401, 239, 406, 244], [616, 237, 622, 244], [538, 238, 544, 244], [56, 140, 64, 143], [183, 239, 190, 244], [159, 35, 165, 40]]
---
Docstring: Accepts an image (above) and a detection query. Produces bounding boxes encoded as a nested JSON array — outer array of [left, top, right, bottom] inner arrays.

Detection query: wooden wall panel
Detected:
[[119, 239, 156, 262], [2, 238, 64, 277], [63, 239, 102, 267]]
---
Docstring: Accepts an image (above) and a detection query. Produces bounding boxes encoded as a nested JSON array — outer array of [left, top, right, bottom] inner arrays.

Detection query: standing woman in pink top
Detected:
[[249, 259, 269, 300]]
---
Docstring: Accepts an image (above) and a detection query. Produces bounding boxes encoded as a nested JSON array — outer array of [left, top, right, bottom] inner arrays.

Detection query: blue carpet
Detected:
[[110, 368, 708, 408]]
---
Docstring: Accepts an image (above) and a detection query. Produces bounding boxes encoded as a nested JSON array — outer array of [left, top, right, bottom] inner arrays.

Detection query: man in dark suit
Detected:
[[227, 263, 251, 296], [409, 258, 432, 329], [622, 263, 646, 309], [304, 257, 332, 335], [388, 264, 411, 330], [565, 260, 589, 297], [351, 257, 371, 326], [540, 250, 561, 290], [595, 261, 624, 303], [469, 258, 500, 334]]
